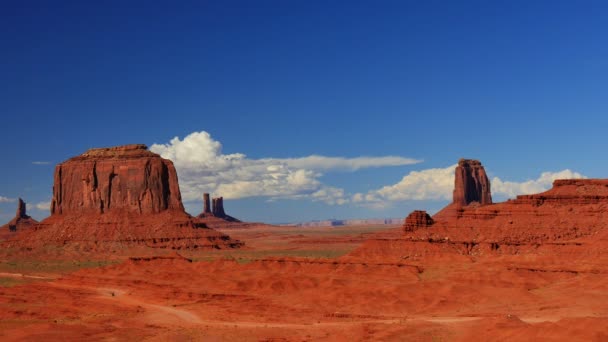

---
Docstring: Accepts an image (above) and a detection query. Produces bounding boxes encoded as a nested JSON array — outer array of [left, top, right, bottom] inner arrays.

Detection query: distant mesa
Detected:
[[286, 218, 404, 227], [0, 198, 39, 234], [3, 144, 243, 250]]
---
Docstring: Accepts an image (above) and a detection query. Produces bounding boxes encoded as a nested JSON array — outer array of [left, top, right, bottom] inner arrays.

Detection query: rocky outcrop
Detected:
[[197, 194, 241, 226], [1, 198, 38, 234], [453, 159, 492, 206], [433, 158, 493, 221], [212, 197, 226, 217], [16, 198, 27, 219], [4, 144, 242, 250], [51, 144, 183, 215], [412, 175, 608, 247], [403, 210, 434, 232], [203, 193, 212, 214]]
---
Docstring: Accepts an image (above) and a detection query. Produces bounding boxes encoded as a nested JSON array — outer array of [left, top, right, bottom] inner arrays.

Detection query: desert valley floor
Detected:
[[2, 224, 608, 341]]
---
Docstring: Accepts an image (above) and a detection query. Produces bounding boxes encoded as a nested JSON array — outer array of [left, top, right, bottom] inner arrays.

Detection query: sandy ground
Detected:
[[1, 224, 608, 341]]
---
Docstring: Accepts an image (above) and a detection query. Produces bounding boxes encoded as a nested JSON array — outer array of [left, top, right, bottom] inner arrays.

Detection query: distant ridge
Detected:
[[283, 218, 402, 227]]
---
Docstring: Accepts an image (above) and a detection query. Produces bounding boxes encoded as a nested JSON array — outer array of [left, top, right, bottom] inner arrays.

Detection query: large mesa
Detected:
[[3, 144, 242, 250], [51, 144, 183, 215]]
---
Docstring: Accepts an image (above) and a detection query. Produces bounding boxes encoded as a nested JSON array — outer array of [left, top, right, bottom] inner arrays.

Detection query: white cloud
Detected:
[[353, 165, 456, 209], [0, 196, 16, 203], [492, 169, 586, 198], [311, 186, 348, 205], [355, 164, 586, 209], [275, 155, 421, 171], [35, 201, 52, 211], [32, 161, 51, 165], [150, 131, 419, 205]]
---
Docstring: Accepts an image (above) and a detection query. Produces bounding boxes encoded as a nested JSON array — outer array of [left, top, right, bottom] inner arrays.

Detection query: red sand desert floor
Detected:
[[2, 224, 608, 341]]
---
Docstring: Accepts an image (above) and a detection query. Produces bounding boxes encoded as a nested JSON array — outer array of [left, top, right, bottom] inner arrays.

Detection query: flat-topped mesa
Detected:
[[403, 210, 434, 232], [51, 144, 184, 215], [453, 158, 492, 206]]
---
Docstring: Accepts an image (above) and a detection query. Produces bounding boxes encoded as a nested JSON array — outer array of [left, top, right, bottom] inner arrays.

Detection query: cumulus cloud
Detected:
[[0, 196, 16, 203], [355, 164, 586, 209], [32, 161, 51, 165], [353, 165, 456, 209], [150, 131, 419, 205], [492, 170, 585, 198], [34, 201, 52, 211]]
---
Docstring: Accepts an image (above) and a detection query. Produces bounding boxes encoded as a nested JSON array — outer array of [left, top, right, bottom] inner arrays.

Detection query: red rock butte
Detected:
[[51, 144, 183, 215], [354, 159, 608, 262], [3, 144, 243, 250], [433, 158, 492, 221], [196, 193, 241, 226], [0, 198, 38, 239], [402, 210, 433, 232], [453, 158, 492, 206]]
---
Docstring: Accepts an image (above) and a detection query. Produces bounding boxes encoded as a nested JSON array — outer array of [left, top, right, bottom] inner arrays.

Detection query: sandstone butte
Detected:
[[195, 192, 242, 228], [0, 198, 39, 239], [354, 158, 608, 262], [1, 144, 243, 250]]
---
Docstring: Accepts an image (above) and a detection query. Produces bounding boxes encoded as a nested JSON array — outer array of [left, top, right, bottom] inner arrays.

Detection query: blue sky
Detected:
[[1, 1, 607, 223]]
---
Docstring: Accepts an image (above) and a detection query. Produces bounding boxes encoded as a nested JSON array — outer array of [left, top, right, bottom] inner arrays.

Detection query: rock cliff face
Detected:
[[453, 159, 492, 206], [403, 210, 433, 232], [51, 144, 183, 215]]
